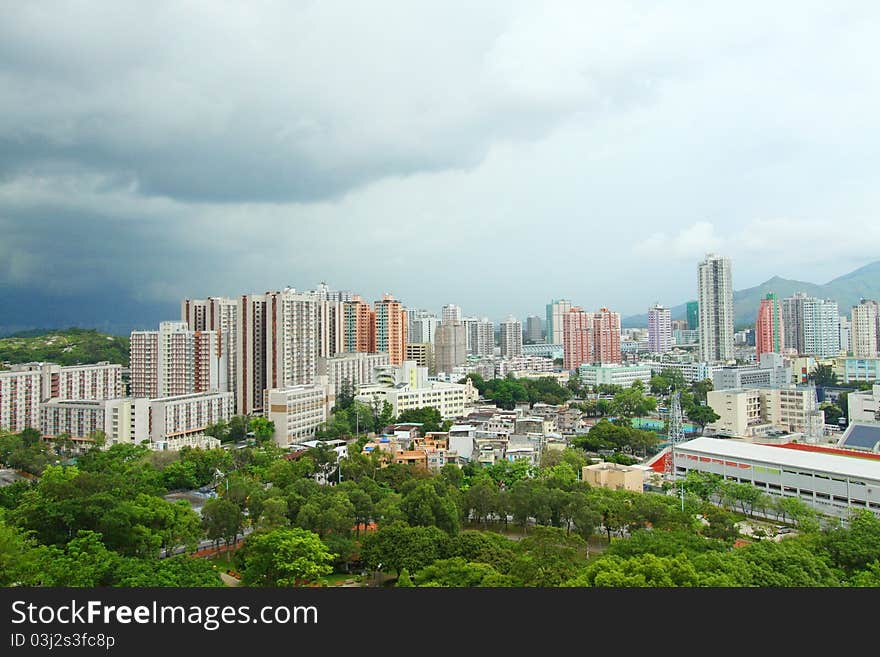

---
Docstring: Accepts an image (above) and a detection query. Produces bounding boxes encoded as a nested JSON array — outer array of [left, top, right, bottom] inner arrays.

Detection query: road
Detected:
[[160, 525, 254, 559]]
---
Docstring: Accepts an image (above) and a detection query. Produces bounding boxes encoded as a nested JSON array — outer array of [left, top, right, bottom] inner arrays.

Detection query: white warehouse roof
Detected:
[[677, 437, 880, 481]]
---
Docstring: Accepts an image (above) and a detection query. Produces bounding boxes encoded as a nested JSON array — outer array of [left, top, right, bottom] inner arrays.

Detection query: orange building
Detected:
[[562, 307, 593, 371], [372, 294, 407, 365], [592, 308, 621, 365], [755, 293, 784, 360], [344, 296, 373, 353]]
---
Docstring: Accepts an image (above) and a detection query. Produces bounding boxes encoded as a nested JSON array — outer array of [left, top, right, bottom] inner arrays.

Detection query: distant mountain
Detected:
[[622, 261, 880, 328], [0, 328, 130, 367]]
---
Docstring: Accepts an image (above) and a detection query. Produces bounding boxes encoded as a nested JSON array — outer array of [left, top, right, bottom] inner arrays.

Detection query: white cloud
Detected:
[[633, 221, 722, 260]]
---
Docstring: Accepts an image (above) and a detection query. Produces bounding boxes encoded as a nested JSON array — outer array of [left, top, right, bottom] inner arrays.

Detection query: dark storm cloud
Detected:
[[0, 3, 585, 203]]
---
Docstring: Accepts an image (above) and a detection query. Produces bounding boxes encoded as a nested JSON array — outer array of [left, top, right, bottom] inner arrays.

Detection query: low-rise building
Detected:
[[405, 343, 435, 373], [673, 437, 880, 519], [148, 391, 234, 443], [706, 386, 824, 439], [582, 462, 644, 492], [578, 364, 653, 388], [356, 363, 478, 418], [0, 368, 42, 433], [645, 360, 722, 384], [834, 358, 880, 384], [41, 399, 113, 442], [317, 352, 389, 389], [265, 383, 335, 447], [522, 344, 564, 359], [837, 423, 880, 453], [495, 356, 557, 378], [712, 353, 792, 390], [847, 384, 880, 424]]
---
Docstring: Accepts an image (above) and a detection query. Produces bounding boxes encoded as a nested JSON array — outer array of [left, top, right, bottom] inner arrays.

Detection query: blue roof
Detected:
[[841, 424, 880, 451]]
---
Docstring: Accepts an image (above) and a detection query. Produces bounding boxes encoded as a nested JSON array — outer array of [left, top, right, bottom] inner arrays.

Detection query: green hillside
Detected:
[[0, 328, 130, 367], [623, 260, 880, 328]]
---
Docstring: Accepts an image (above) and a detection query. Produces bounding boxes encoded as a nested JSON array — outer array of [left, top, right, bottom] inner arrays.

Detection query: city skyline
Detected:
[[3, 3, 880, 330]]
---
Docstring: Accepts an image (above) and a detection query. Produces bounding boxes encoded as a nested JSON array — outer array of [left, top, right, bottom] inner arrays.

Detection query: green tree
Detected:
[[396, 567, 414, 587], [0, 514, 37, 585], [29, 531, 120, 586], [234, 528, 334, 586], [691, 379, 713, 404], [809, 364, 838, 387], [257, 496, 290, 530], [114, 555, 224, 587], [335, 378, 355, 411], [687, 404, 720, 435], [295, 491, 355, 537], [509, 526, 587, 586], [400, 480, 460, 534], [571, 553, 701, 587], [203, 420, 229, 442], [819, 402, 843, 426], [227, 415, 250, 443], [464, 480, 498, 526], [397, 407, 445, 433], [377, 401, 396, 432], [201, 498, 244, 551], [822, 510, 880, 573], [413, 557, 514, 587], [649, 374, 670, 396], [249, 417, 276, 444], [359, 522, 452, 575]]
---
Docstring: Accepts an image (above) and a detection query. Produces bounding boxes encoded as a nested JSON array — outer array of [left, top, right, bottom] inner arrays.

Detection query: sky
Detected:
[[3, 1, 880, 327]]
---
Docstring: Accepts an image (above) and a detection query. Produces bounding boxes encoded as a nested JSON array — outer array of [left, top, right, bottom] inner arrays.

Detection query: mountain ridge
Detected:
[[622, 260, 880, 328]]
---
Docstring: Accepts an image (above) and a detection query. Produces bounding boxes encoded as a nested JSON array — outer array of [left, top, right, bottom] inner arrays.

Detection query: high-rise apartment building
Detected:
[[592, 308, 622, 365], [181, 297, 237, 396], [852, 299, 880, 359], [372, 294, 407, 365], [0, 369, 41, 433], [686, 300, 699, 330], [465, 317, 494, 357], [840, 315, 851, 355], [782, 293, 807, 355], [405, 343, 435, 373], [131, 322, 220, 400], [562, 308, 593, 371], [526, 316, 543, 343], [343, 296, 373, 353], [442, 304, 462, 325], [499, 316, 523, 358], [802, 297, 840, 358], [647, 304, 673, 354], [697, 254, 734, 362], [755, 293, 784, 359], [435, 323, 467, 374], [546, 299, 573, 346], [237, 294, 268, 415], [316, 298, 344, 359], [309, 282, 353, 303], [265, 290, 319, 392], [407, 310, 439, 345], [36, 362, 123, 402]]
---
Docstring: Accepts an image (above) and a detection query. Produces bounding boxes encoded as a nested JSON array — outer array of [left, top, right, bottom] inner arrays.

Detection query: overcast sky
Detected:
[[2, 1, 880, 324]]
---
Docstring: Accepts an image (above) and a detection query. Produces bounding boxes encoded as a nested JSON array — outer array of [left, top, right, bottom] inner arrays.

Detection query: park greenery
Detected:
[[0, 328, 130, 368], [2, 419, 880, 588], [463, 374, 573, 409]]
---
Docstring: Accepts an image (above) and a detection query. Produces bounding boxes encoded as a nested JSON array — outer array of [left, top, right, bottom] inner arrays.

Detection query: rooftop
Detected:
[[677, 437, 880, 480], [838, 423, 880, 452]]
